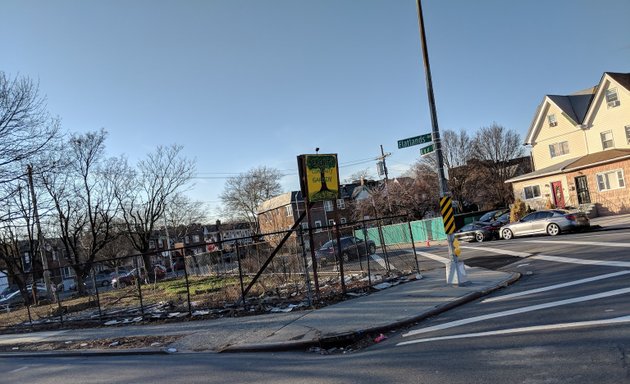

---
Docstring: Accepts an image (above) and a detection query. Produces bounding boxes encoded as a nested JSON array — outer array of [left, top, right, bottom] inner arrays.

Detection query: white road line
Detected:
[[8, 366, 29, 374], [371, 253, 393, 269], [525, 239, 630, 248], [416, 251, 449, 264], [482, 270, 630, 303], [461, 246, 529, 257], [402, 287, 630, 338], [465, 246, 630, 268], [397, 315, 630, 346]]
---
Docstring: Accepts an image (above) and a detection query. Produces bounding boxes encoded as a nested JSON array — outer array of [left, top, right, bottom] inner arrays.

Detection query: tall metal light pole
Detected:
[[415, 0, 468, 285]]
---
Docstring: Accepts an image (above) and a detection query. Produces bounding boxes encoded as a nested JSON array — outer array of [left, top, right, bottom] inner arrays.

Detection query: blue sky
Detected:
[[2, 0, 629, 218]]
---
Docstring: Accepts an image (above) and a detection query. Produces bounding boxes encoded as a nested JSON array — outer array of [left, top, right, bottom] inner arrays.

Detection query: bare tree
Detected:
[[0, 72, 60, 197], [220, 166, 282, 233], [343, 168, 375, 184], [163, 193, 209, 241], [41, 130, 121, 294], [471, 123, 525, 207], [114, 144, 195, 273]]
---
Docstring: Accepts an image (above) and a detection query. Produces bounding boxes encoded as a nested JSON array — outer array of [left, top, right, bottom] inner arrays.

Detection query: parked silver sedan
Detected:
[[500, 209, 590, 240]]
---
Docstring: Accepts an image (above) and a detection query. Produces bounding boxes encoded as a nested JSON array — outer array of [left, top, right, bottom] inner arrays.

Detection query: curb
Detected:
[[220, 272, 521, 353], [0, 348, 170, 359]]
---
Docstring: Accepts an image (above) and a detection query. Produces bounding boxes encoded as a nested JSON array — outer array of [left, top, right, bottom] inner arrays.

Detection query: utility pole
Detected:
[[416, 0, 468, 285], [27, 165, 53, 298], [377, 145, 392, 212]]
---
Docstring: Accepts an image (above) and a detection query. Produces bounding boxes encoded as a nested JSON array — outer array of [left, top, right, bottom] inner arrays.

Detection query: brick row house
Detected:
[[507, 72, 630, 215], [257, 185, 358, 249]]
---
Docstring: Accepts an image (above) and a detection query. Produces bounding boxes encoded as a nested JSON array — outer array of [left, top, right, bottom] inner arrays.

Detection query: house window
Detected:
[[328, 219, 335, 227], [625, 125, 630, 144], [193, 235, 200, 243], [549, 141, 569, 158], [606, 88, 620, 108], [547, 114, 558, 127], [314, 220, 322, 232], [340, 217, 347, 224], [51, 250, 58, 261], [285, 205, 293, 217], [597, 169, 626, 191], [324, 201, 334, 212], [336, 199, 345, 209], [601, 130, 614, 150], [523, 185, 541, 200], [301, 222, 309, 230], [149, 240, 156, 249]]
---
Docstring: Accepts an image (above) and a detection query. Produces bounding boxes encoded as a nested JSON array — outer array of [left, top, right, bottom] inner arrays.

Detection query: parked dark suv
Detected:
[[315, 236, 377, 266]]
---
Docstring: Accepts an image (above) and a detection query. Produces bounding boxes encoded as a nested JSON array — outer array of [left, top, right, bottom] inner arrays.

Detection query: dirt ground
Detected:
[[0, 335, 182, 352]]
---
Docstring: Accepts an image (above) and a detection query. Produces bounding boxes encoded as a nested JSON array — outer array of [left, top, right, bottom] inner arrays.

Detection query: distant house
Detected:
[[507, 72, 630, 215], [257, 185, 357, 249]]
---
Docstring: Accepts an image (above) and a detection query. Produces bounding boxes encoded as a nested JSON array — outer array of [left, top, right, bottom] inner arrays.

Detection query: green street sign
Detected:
[[397, 133, 432, 149], [420, 144, 435, 156]]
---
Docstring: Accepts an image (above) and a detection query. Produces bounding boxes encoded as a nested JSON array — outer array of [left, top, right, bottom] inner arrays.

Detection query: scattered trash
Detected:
[[308, 347, 322, 353], [80, 343, 88, 347], [109, 341, 119, 347], [373, 282, 392, 290], [104, 320, 119, 326], [12, 347, 19, 350], [192, 310, 210, 316], [525, 271, 534, 276], [166, 348, 177, 353], [64, 341, 72, 344], [374, 333, 387, 343], [415, 273, 423, 280], [150, 342, 162, 347]]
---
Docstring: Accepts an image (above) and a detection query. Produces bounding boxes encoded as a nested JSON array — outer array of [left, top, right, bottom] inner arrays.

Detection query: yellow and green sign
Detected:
[[298, 154, 340, 203]]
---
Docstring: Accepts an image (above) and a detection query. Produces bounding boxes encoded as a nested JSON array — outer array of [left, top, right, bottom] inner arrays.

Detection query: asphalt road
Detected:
[[2, 229, 629, 384]]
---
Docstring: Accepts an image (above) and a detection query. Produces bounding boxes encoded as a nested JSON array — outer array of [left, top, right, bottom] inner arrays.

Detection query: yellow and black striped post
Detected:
[[440, 196, 456, 235]]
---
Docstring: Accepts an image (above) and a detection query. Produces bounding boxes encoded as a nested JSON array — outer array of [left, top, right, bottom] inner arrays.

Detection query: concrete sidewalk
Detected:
[[0, 266, 518, 356]]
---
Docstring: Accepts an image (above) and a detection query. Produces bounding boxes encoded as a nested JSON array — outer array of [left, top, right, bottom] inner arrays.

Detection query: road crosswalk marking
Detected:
[[464, 246, 630, 268], [397, 315, 630, 346], [482, 270, 630, 303], [524, 239, 630, 248], [402, 287, 630, 338]]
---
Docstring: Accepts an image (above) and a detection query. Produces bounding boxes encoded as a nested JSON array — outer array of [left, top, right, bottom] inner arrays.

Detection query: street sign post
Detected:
[[420, 144, 434, 156], [397, 133, 432, 149]]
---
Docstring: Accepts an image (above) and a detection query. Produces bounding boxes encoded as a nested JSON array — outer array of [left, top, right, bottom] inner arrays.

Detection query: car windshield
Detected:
[[478, 211, 497, 222]]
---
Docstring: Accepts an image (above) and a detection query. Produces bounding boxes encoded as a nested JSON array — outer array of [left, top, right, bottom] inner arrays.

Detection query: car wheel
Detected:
[[341, 251, 350, 262], [501, 228, 513, 240], [547, 223, 560, 236], [101, 281, 110, 287], [368, 244, 376, 254], [118, 281, 126, 288], [475, 232, 485, 242]]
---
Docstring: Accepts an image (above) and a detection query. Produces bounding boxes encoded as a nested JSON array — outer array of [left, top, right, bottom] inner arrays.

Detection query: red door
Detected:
[[551, 181, 565, 208]]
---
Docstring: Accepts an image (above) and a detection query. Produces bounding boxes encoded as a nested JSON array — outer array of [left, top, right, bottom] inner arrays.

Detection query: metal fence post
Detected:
[[334, 221, 346, 295], [298, 227, 313, 307], [183, 256, 192, 316], [235, 240, 247, 310], [362, 224, 372, 288], [91, 269, 103, 321], [408, 221, 420, 273]]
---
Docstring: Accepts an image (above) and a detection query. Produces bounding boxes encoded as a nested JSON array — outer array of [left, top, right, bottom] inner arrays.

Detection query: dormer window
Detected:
[[606, 88, 620, 108], [547, 114, 558, 127]]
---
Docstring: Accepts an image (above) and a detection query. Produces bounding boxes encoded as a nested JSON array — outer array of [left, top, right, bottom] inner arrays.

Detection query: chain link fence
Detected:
[[0, 216, 448, 332]]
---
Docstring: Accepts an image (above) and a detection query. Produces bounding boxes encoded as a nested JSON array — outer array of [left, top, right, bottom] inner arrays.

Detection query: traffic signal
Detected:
[[452, 238, 461, 256]]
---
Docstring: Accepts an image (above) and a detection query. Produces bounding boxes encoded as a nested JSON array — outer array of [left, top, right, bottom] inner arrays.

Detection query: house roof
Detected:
[[525, 72, 630, 145], [505, 149, 630, 184], [256, 191, 297, 214], [564, 149, 630, 171], [504, 157, 579, 183]]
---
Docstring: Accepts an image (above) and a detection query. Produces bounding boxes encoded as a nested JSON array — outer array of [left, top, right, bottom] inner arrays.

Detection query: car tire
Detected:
[[547, 223, 560, 236], [101, 281, 110, 287], [475, 232, 485, 242], [501, 228, 513, 240], [341, 251, 350, 262], [368, 244, 376, 254]]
